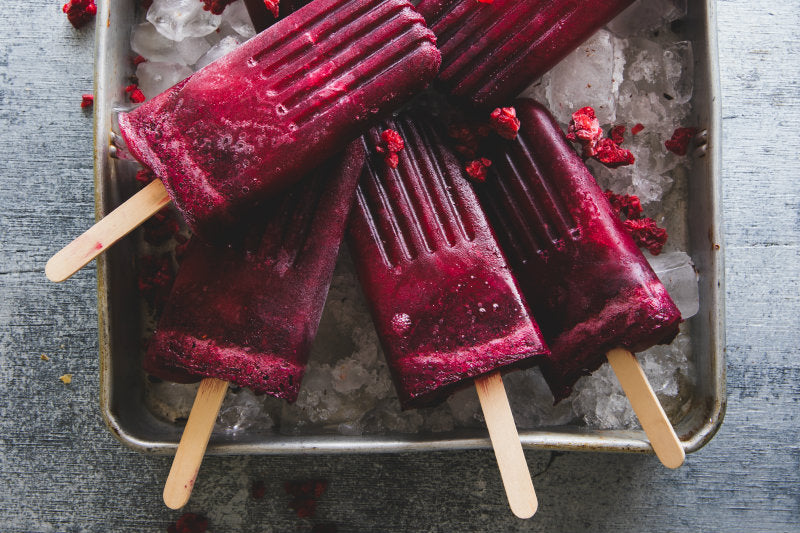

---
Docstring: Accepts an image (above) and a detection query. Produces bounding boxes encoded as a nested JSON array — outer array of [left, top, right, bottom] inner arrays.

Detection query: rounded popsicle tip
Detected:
[[658, 446, 686, 470], [163, 483, 192, 510], [45, 254, 73, 283], [510, 492, 538, 519]]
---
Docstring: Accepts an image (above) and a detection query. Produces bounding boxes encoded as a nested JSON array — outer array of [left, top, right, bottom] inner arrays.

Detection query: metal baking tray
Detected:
[[95, 0, 724, 456]]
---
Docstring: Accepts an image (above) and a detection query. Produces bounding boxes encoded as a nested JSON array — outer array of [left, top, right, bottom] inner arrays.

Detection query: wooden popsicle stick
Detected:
[[475, 371, 538, 519], [163, 377, 229, 510], [45, 178, 171, 282], [606, 347, 685, 469]]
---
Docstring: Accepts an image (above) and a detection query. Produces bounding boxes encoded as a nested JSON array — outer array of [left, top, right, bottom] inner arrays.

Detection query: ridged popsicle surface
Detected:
[[417, 0, 633, 108], [119, 0, 440, 237], [475, 99, 681, 401], [144, 143, 365, 402], [348, 115, 549, 409]]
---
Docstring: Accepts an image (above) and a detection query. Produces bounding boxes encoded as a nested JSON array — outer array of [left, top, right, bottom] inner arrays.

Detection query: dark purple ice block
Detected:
[[144, 142, 365, 402], [347, 115, 549, 409], [416, 0, 634, 109], [119, 0, 440, 238], [474, 99, 681, 401]]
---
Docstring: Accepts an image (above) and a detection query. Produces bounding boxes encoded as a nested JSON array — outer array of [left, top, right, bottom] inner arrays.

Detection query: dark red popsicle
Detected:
[[348, 115, 549, 409], [416, 0, 634, 108], [474, 99, 681, 401], [119, 0, 440, 237], [144, 143, 365, 402]]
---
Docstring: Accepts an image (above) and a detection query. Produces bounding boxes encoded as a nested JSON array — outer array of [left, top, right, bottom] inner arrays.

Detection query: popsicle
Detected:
[[348, 115, 548, 517], [474, 98, 684, 467], [155, 142, 365, 508], [416, 0, 634, 109], [45, 0, 441, 282]]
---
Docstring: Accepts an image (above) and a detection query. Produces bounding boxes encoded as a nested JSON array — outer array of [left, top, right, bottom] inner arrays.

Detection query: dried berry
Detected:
[[375, 129, 404, 169], [251, 480, 266, 500], [604, 190, 643, 220], [199, 0, 237, 14], [132, 55, 147, 66], [631, 123, 644, 135], [136, 167, 158, 186], [284, 480, 328, 518], [80, 94, 94, 108], [62, 0, 97, 29], [166, 512, 208, 533], [593, 138, 635, 168], [665, 127, 699, 156], [489, 107, 521, 140], [464, 158, 492, 183], [566, 106, 602, 148], [264, 0, 280, 18], [125, 84, 146, 104], [623, 218, 668, 255], [610, 125, 626, 145]]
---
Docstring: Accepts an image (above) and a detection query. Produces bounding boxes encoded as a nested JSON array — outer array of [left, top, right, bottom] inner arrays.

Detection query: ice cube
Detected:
[[131, 22, 212, 65], [146, 0, 222, 41], [646, 251, 700, 318], [136, 61, 193, 99], [546, 30, 626, 125], [505, 369, 575, 428], [195, 35, 245, 70], [218, 388, 274, 434], [219, 0, 256, 38]]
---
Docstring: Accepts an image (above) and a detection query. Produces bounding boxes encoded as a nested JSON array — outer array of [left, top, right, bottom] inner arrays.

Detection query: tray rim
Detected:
[[95, 0, 726, 457]]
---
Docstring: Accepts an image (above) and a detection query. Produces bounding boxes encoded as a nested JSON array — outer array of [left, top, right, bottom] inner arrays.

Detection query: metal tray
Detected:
[[95, 0, 725, 456]]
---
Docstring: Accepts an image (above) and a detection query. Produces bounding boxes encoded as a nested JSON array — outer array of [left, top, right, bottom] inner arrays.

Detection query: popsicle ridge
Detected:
[[357, 117, 479, 266], [118, 0, 440, 237], [348, 115, 549, 408]]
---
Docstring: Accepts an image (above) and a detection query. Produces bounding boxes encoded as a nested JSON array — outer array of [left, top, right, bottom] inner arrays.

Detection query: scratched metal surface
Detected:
[[0, 0, 798, 531]]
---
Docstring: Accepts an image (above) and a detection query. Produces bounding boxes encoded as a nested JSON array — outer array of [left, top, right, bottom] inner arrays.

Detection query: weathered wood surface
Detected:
[[1, 0, 798, 531]]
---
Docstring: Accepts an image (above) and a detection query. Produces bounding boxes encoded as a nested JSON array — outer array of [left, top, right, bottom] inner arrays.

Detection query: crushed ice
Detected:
[[138, 1, 700, 432]]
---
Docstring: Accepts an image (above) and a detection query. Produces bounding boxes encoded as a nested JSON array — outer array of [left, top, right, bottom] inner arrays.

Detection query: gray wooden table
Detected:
[[1, 0, 798, 531]]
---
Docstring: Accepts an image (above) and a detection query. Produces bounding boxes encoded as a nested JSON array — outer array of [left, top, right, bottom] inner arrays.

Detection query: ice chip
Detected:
[[219, 0, 257, 38], [131, 22, 212, 65], [146, 0, 222, 41], [546, 30, 626, 125], [646, 251, 700, 318], [195, 35, 245, 70], [136, 62, 193, 99]]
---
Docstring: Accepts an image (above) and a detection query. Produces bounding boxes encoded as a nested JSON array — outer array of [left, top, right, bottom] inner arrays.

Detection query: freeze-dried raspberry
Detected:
[[199, 0, 237, 14], [464, 158, 492, 183], [604, 190, 643, 220], [80, 94, 94, 108], [448, 123, 480, 159], [143, 210, 181, 246], [631, 123, 644, 135], [136, 167, 158, 185], [489, 107, 521, 140], [284, 480, 328, 518], [132, 55, 147, 66], [624, 218, 668, 255], [63, 0, 97, 29], [593, 138, 635, 168], [166, 512, 208, 533], [375, 129, 404, 169], [264, 0, 280, 17], [610, 125, 626, 145], [566, 106, 602, 148], [477, 0, 494, 4], [251, 480, 266, 500], [125, 84, 146, 103], [665, 127, 699, 156], [138, 254, 175, 312]]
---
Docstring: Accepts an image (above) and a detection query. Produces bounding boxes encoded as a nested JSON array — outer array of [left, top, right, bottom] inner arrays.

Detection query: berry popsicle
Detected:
[[474, 99, 684, 467], [348, 115, 548, 517], [416, 0, 634, 109], [45, 0, 441, 282], [157, 142, 365, 509]]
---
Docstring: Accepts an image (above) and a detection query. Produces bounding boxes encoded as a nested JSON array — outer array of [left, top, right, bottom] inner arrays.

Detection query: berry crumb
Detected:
[[62, 0, 97, 29]]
